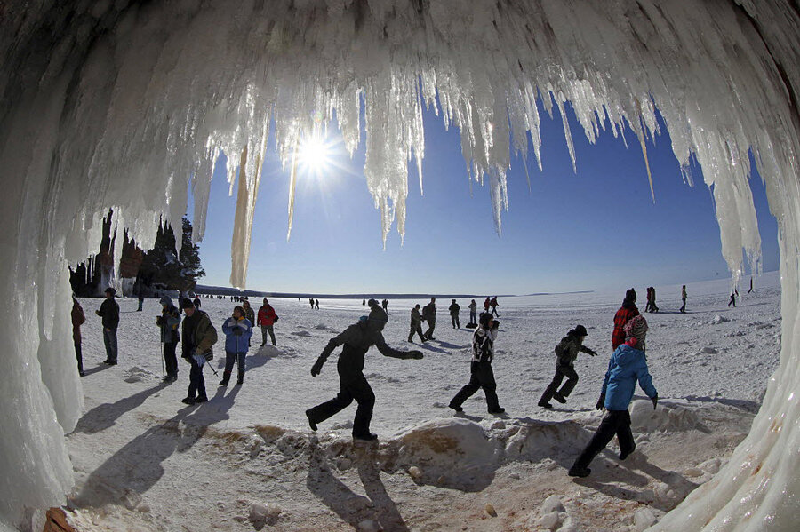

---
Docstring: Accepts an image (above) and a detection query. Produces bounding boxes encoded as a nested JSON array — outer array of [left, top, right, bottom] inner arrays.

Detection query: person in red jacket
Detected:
[[612, 289, 639, 350], [257, 298, 279, 346]]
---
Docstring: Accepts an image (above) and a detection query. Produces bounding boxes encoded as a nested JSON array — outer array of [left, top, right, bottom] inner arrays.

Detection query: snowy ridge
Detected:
[[0, 0, 800, 529]]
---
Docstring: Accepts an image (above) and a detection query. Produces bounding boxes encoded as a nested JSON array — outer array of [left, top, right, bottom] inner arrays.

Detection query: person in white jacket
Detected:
[[448, 313, 505, 414]]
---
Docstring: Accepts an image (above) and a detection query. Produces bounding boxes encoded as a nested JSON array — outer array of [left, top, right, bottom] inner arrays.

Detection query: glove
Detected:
[[651, 394, 658, 410], [596, 394, 605, 410], [233, 328, 244, 336], [274, 316, 279, 322], [310, 359, 324, 377], [407, 350, 423, 360], [203, 351, 213, 362], [156, 316, 164, 326], [589, 350, 597, 357]]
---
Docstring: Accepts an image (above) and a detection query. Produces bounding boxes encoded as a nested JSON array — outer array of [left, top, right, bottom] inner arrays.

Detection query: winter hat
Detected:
[[159, 296, 172, 307], [105, 287, 116, 296], [624, 288, 636, 303], [573, 324, 588, 337], [367, 298, 379, 308], [180, 298, 195, 309], [368, 305, 388, 325], [479, 312, 493, 328], [624, 314, 648, 350]]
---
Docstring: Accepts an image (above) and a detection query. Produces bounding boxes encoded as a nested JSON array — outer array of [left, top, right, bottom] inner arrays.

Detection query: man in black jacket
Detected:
[[449, 299, 461, 329], [422, 297, 437, 340], [306, 301, 423, 441], [538, 325, 597, 409], [180, 298, 218, 405], [96, 288, 120, 365]]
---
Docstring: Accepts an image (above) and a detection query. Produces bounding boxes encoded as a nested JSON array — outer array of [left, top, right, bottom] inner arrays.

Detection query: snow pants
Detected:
[[260, 325, 276, 346], [163, 340, 179, 378], [103, 328, 118, 363], [450, 361, 501, 412], [222, 351, 246, 384], [187, 354, 207, 400], [307, 371, 375, 438], [424, 320, 436, 340], [408, 322, 425, 342], [571, 409, 635, 470], [540, 363, 579, 402], [74, 338, 84, 375], [451, 314, 460, 328]]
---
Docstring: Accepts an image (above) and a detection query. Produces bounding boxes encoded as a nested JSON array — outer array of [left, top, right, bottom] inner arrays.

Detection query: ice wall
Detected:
[[0, 0, 798, 529]]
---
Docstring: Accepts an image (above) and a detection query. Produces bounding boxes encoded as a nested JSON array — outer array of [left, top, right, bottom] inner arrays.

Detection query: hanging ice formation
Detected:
[[0, 0, 798, 529]]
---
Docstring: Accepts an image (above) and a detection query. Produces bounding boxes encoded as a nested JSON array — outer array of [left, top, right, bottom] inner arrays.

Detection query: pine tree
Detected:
[[138, 217, 204, 291], [179, 216, 205, 290]]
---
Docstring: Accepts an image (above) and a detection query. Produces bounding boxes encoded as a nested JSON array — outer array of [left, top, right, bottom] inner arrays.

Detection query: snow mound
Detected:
[[630, 401, 703, 433], [313, 323, 329, 330], [291, 330, 312, 337], [123, 367, 156, 384], [393, 418, 499, 490], [711, 315, 730, 324]]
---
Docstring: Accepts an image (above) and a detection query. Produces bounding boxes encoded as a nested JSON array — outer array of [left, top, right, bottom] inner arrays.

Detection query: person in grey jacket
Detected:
[[408, 304, 426, 343], [538, 325, 597, 409], [422, 297, 437, 340], [467, 299, 477, 326], [306, 301, 423, 441], [156, 296, 181, 383], [96, 287, 120, 365]]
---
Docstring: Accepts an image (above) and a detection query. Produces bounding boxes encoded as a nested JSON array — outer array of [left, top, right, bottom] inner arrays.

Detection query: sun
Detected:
[[298, 133, 332, 177]]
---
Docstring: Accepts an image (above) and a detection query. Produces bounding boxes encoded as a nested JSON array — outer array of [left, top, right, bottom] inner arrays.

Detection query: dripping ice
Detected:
[[0, 0, 799, 529]]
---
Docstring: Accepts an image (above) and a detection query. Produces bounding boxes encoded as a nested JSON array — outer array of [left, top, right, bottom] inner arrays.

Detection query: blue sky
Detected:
[[195, 100, 778, 295]]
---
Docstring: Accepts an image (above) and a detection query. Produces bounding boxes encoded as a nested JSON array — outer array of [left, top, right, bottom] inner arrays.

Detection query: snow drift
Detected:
[[0, 0, 799, 529]]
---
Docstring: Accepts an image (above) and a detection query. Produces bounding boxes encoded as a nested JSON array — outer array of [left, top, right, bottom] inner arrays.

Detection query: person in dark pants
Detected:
[[157, 296, 181, 383], [137, 294, 144, 312], [242, 299, 255, 346], [381, 298, 388, 314], [96, 287, 119, 365], [538, 325, 597, 409], [180, 298, 218, 405], [449, 313, 505, 414], [257, 297, 278, 346], [728, 292, 736, 307], [468, 299, 477, 326], [220, 306, 253, 386], [569, 315, 657, 477], [306, 302, 423, 441], [449, 299, 461, 329], [490, 296, 500, 317], [680, 285, 687, 313], [71, 296, 85, 377], [422, 297, 437, 340], [408, 304, 426, 343]]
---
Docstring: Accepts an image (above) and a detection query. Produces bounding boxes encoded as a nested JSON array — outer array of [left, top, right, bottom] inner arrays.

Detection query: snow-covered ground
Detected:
[[62, 273, 780, 531]]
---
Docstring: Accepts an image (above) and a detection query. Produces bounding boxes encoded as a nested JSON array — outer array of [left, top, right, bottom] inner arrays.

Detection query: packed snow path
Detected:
[[1, 1, 800, 530], [62, 275, 778, 529]]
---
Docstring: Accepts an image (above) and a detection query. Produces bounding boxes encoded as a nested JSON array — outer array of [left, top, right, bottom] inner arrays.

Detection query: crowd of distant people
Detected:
[[70, 281, 752, 476]]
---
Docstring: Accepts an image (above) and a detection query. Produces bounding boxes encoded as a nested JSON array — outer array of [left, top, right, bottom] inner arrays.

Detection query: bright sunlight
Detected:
[[298, 133, 333, 177]]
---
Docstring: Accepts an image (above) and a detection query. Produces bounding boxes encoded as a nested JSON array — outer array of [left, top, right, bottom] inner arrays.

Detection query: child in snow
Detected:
[[221, 306, 253, 386], [448, 313, 505, 414], [538, 325, 597, 409], [568, 315, 658, 477]]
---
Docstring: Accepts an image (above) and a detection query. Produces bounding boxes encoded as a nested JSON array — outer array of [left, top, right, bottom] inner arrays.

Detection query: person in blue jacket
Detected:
[[568, 314, 658, 477], [220, 305, 253, 386]]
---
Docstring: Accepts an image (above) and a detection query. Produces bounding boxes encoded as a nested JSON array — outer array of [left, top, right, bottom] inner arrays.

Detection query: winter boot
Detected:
[[353, 432, 379, 442], [568, 465, 591, 478], [538, 400, 553, 409], [553, 392, 567, 403], [236, 370, 244, 386], [219, 370, 230, 387], [305, 409, 317, 431]]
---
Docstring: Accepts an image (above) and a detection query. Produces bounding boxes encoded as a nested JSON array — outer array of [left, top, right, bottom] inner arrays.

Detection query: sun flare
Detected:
[[298, 134, 332, 177]]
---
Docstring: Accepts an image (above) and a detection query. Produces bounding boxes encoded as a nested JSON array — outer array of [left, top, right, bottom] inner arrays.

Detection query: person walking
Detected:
[[305, 301, 423, 441], [568, 315, 658, 477], [96, 287, 120, 365], [468, 299, 477, 327], [612, 289, 639, 351], [422, 297, 437, 340], [449, 299, 461, 329], [448, 313, 505, 414], [408, 304, 426, 343], [680, 285, 687, 313], [490, 296, 500, 317], [220, 306, 253, 386], [257, 297, 279, 346], [157, 296, 181, 383], [381, 298, 388, 314], [728, 292, 736, 307], [71, 295, 85, 377], [483, 297, 491, 313], [180, 298, 218, 405], [649, 287, 659, 313], [315, 298, 320, 309], [538, 325, 597, 409]]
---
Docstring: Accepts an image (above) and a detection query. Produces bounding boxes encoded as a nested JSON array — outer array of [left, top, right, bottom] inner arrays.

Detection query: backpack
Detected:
[[554, 337, 568, 359]]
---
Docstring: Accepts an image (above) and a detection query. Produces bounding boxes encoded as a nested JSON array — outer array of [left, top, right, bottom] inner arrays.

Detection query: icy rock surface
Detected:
[[0, 0, 799, 529]]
